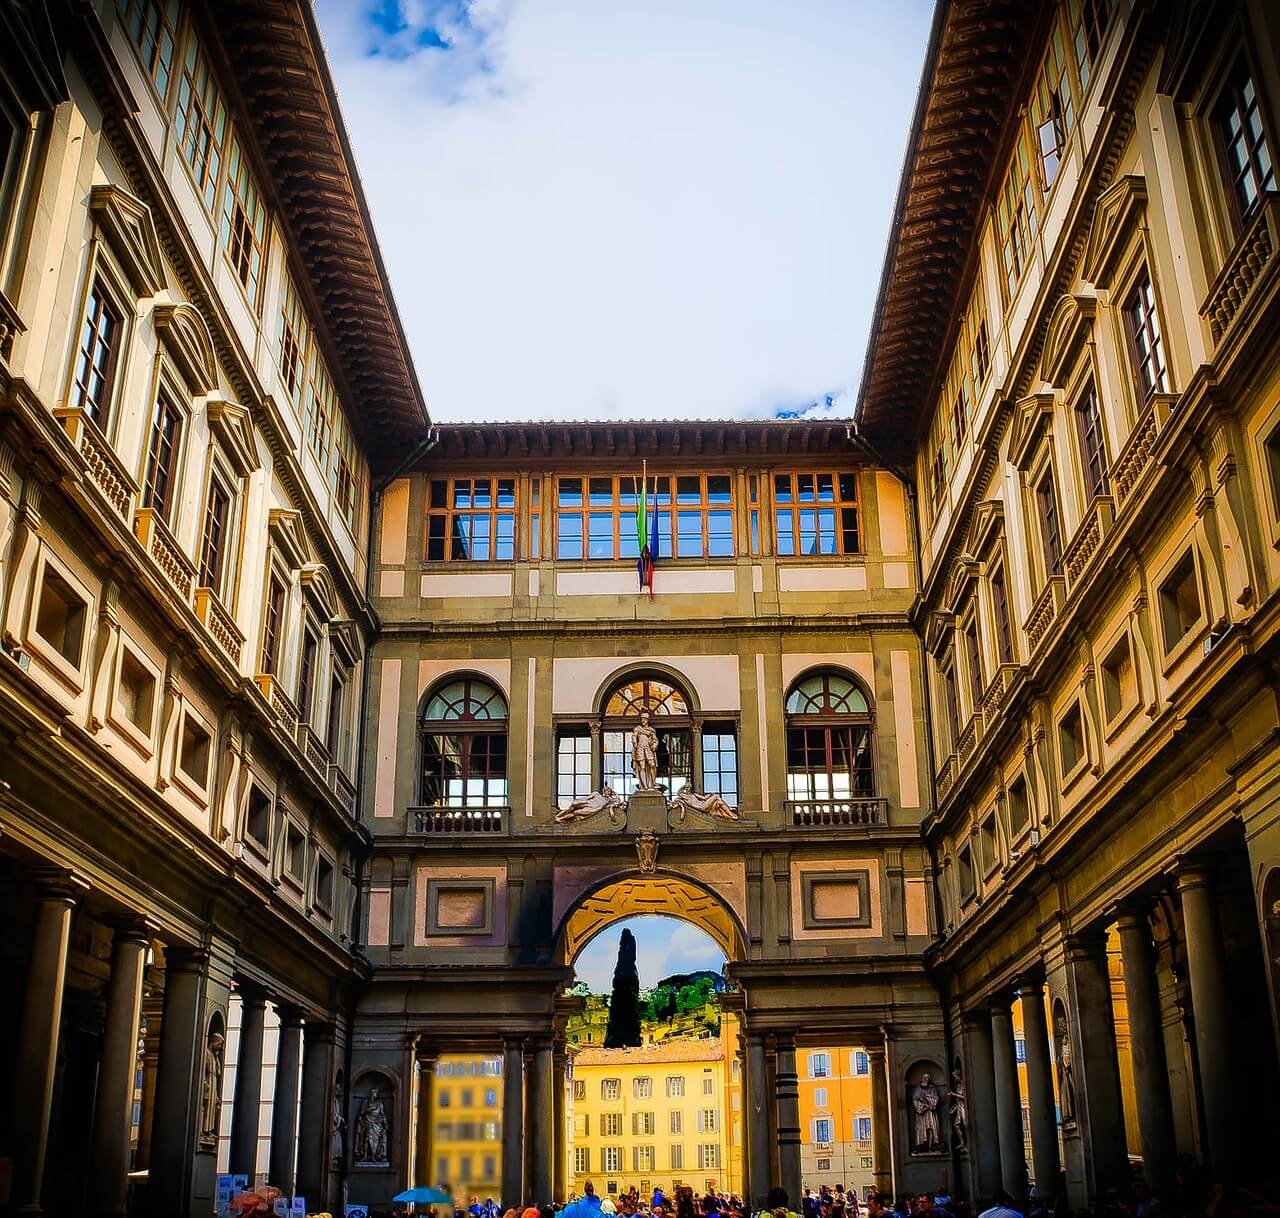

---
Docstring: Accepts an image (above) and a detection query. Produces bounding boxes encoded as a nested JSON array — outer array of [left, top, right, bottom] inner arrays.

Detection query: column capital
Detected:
[[864, 1041, 886, 1063], [163, 944, 211, 973], [275, 1003, 306, 1028], [1113, 901, 1153, 933], [235, 979, 272, 1008], [502, 1033, 525, 1053], [104, 914, 154, 944], [28, 865, 89, 903], [1016, 977, 1046, 1001], [1063, 925, 1110, 959], [1175, 862, 1215, 893], [772, 1030, 796, 1051], [304, 1019, 338, 1046]]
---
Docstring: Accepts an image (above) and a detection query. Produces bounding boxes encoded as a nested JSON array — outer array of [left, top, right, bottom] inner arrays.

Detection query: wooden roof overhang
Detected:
[[215, 0, 431, 473], [855, 0, 1040, 468], [419, 420, 867, 466]]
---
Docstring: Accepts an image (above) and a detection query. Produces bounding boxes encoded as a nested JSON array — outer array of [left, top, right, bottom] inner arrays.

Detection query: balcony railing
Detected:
[[1062, 495, 1113, 590], [1024, 575, 1064, 654], [254, 672, 299, 736], [1201, 193, 1279, 344], [328, 762, 357, 816], [55, 407, 136, 523], [193, 586, 244, 667], [134, 507, 195, 600], [298, 722, 330, 773], [412, 806, 509, 834], [786, 797, 885, 828]]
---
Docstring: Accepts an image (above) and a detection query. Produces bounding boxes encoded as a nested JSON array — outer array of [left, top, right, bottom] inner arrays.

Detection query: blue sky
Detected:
[[573, 916, 726, 993], [314, 0, 932, 422]]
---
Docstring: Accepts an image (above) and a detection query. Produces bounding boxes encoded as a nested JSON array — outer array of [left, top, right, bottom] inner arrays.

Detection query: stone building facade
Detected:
[[0, 2, 429, 1214], [857, 0, 1280, 1205]]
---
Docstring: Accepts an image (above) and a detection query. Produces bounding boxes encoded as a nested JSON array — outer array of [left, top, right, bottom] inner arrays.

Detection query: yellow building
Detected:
[[432, 1055, 505, 1200], [796, 1047, 875, 1196], [571, 1038, 740, 1198]]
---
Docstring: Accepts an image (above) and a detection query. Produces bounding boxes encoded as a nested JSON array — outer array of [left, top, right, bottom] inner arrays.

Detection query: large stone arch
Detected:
[[553, 868, 748, 966]]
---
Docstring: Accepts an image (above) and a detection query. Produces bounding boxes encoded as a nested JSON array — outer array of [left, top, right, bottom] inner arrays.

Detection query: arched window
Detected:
[[785, 670, 874, 801], [419, 677, 508, 807], [601, 674, 693, 796]]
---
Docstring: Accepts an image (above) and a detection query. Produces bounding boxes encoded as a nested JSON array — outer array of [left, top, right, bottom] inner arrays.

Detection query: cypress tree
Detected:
[[604, 928, 642, 1047]]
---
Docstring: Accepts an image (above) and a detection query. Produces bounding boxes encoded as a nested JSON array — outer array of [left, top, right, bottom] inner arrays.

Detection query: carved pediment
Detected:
[[154, 302, 217, 394], [89, 185, 165, 296], [329, 619, 361, 668], [268, 508, 309, 570], [925, 609, 956, 656], [967, 499, 1005, 560], [944, 556, 981, 614], [299, 563, 338, 621], [1039, 293, 1097, 387], [1082, 175, 1149, 289], [205, 395, 259, 476], [1009, 392, 1057, 472]]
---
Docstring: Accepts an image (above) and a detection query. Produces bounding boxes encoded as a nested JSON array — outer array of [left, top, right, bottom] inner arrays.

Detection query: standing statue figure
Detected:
[[631, 711, 659, 791], [331, 1081, 347, 1160], [947, 1069, 967, 1149], [911, 1073, 942, 1152], [200, 1029, 225, 1145], [1055, 1012, 1077, 1123], [354, 1087, 390, 1165]]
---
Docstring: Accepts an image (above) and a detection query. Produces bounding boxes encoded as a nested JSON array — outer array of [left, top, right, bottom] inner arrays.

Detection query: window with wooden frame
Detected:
[[1035, 467, 1063, 577], [701, 720, 738, 806], [70, 278, 124, 429], [1030, 12, 1077, 192], [297, 619, 319, 724], [141, 387, 183, 524], [117, 0, 181, 100], [529, 476, 542, 559], [1124, 267, 1170, 400], [990, 563, 1014, 664], [333, 413, 359, 528], [773, 471, 858, 556], [418, 677, 509, 808], [938, 274, 991, 453], [963, 613, 983, 715], [302, 346, 336, 472], [556, 727, 593, 809], [326, 664, 348, 761], [197, 464, 234, 594], [1216, 59, 1276, 223], [939, 651, 960, 752], [260, 567, 287, 675], [425, 477, 516, 562], [1067, 0, 1112, 94], [599, 673, 697, 797], [1074, 381, 1110, 500], [174, 31, 227, 213], [747, 474, 761, 555], [277, 269, 310, 409], [997, 124, 1040, 299], [784, 670, 874, 801], [220, 135, 268, 308]]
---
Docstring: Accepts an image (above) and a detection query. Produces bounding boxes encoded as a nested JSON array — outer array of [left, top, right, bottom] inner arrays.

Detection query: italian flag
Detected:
[[636, 461, 655, 599]]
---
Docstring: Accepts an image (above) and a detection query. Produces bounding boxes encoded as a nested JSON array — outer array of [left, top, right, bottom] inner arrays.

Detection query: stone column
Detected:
[[414, 1053, 437, 1187], [962, 1012, 1002, 1202], [529, 1038, 554, 1203], [502, 1037, 525, 1208], [553, 1046, 568, 1203], [867, 1041, 893, 1200], [774, 1032, 802, 1205], [89, 922, 150, 1216], [1177, 869, 1235, 1177], [11, 875, 78, 1215], [230, 985, 269, 1180], [691, 720, 704, 791], [297, 1021, 339, 1206], [269, 1006, 305, 1196], [746, 1032, 771, 1210], [148, 948, 210, 1217], [1115, 909, 1177, 1194], [991, 998, 1028, 1197], [1018, 983, 1060, 1195]]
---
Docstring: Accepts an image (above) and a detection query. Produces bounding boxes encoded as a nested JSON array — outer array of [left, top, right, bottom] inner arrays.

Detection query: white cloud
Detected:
[[314, 0, 932, 422]]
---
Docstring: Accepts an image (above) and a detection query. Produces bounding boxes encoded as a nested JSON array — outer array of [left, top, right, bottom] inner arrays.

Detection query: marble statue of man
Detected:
[[948, 1070, 967, 1149], [200, 1030, 225, 1144], [355, 1087, 389, 1165], [670, 783, 739, 821], [631, 711, 659, 791], [554, 787, 625, 824], [911, 1073, 941, 1151]]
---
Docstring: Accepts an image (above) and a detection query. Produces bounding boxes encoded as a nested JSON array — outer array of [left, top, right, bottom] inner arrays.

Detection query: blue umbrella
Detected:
[[394, 1186, 456, 1206]]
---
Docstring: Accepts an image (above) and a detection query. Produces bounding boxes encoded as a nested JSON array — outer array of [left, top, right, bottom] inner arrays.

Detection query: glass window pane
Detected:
[[497, 479, 515, 508], [588, 512, 615, 559], [677, 511, 703, 557], [558, 478, 583, 506], [676, 476, 701, 505], [557, 512, 583, 559], [589, 478, 613, 507]]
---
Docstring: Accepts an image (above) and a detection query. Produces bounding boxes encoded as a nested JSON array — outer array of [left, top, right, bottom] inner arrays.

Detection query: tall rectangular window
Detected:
[[1036, 470, 1063, 577], [220, 136, 267, 306], [72, 280, 122, 427], [964, 617, 983, 712], [1075, 384, 1110, 499], [174, 33, 227, 212], [117, 0, 181, 98], [333, 416, 359, 527], [1218, 62, 1275, 221], [326, 667, 346, 759], [773, 472, 859, 556], [425, 477, 517, 562], [261, 572, 286, 675], [297, 625, 318, 722], [278, 271, 310, 410], [997, 126, 1039, 298], [1068, 0, 1112, 93], [1125, 268, 1169, 399], [198, 471, 232, 592], [303, 350, 336, 472], [700, 721, 738, 807], [142, 391, 182, 523], [941, 655, 960, 750], [991, 566, 1014, 664], [556, 728, 593, 809], [1029, 14, 1076, 192]]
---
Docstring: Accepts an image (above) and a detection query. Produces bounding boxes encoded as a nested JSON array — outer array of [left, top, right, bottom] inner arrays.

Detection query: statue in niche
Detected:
[[1055, 1011, 1077, 1124], [947, 1069, 967, 1149], [331, 1080, 347, 1160], [911, 1072, 942, 1152], [354, 1087, 390, 1165], [554, 786, 625, 825], [631, 711, 660, 792], [669, 782, 739, 822], [199, 1028, 225, 1147]]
